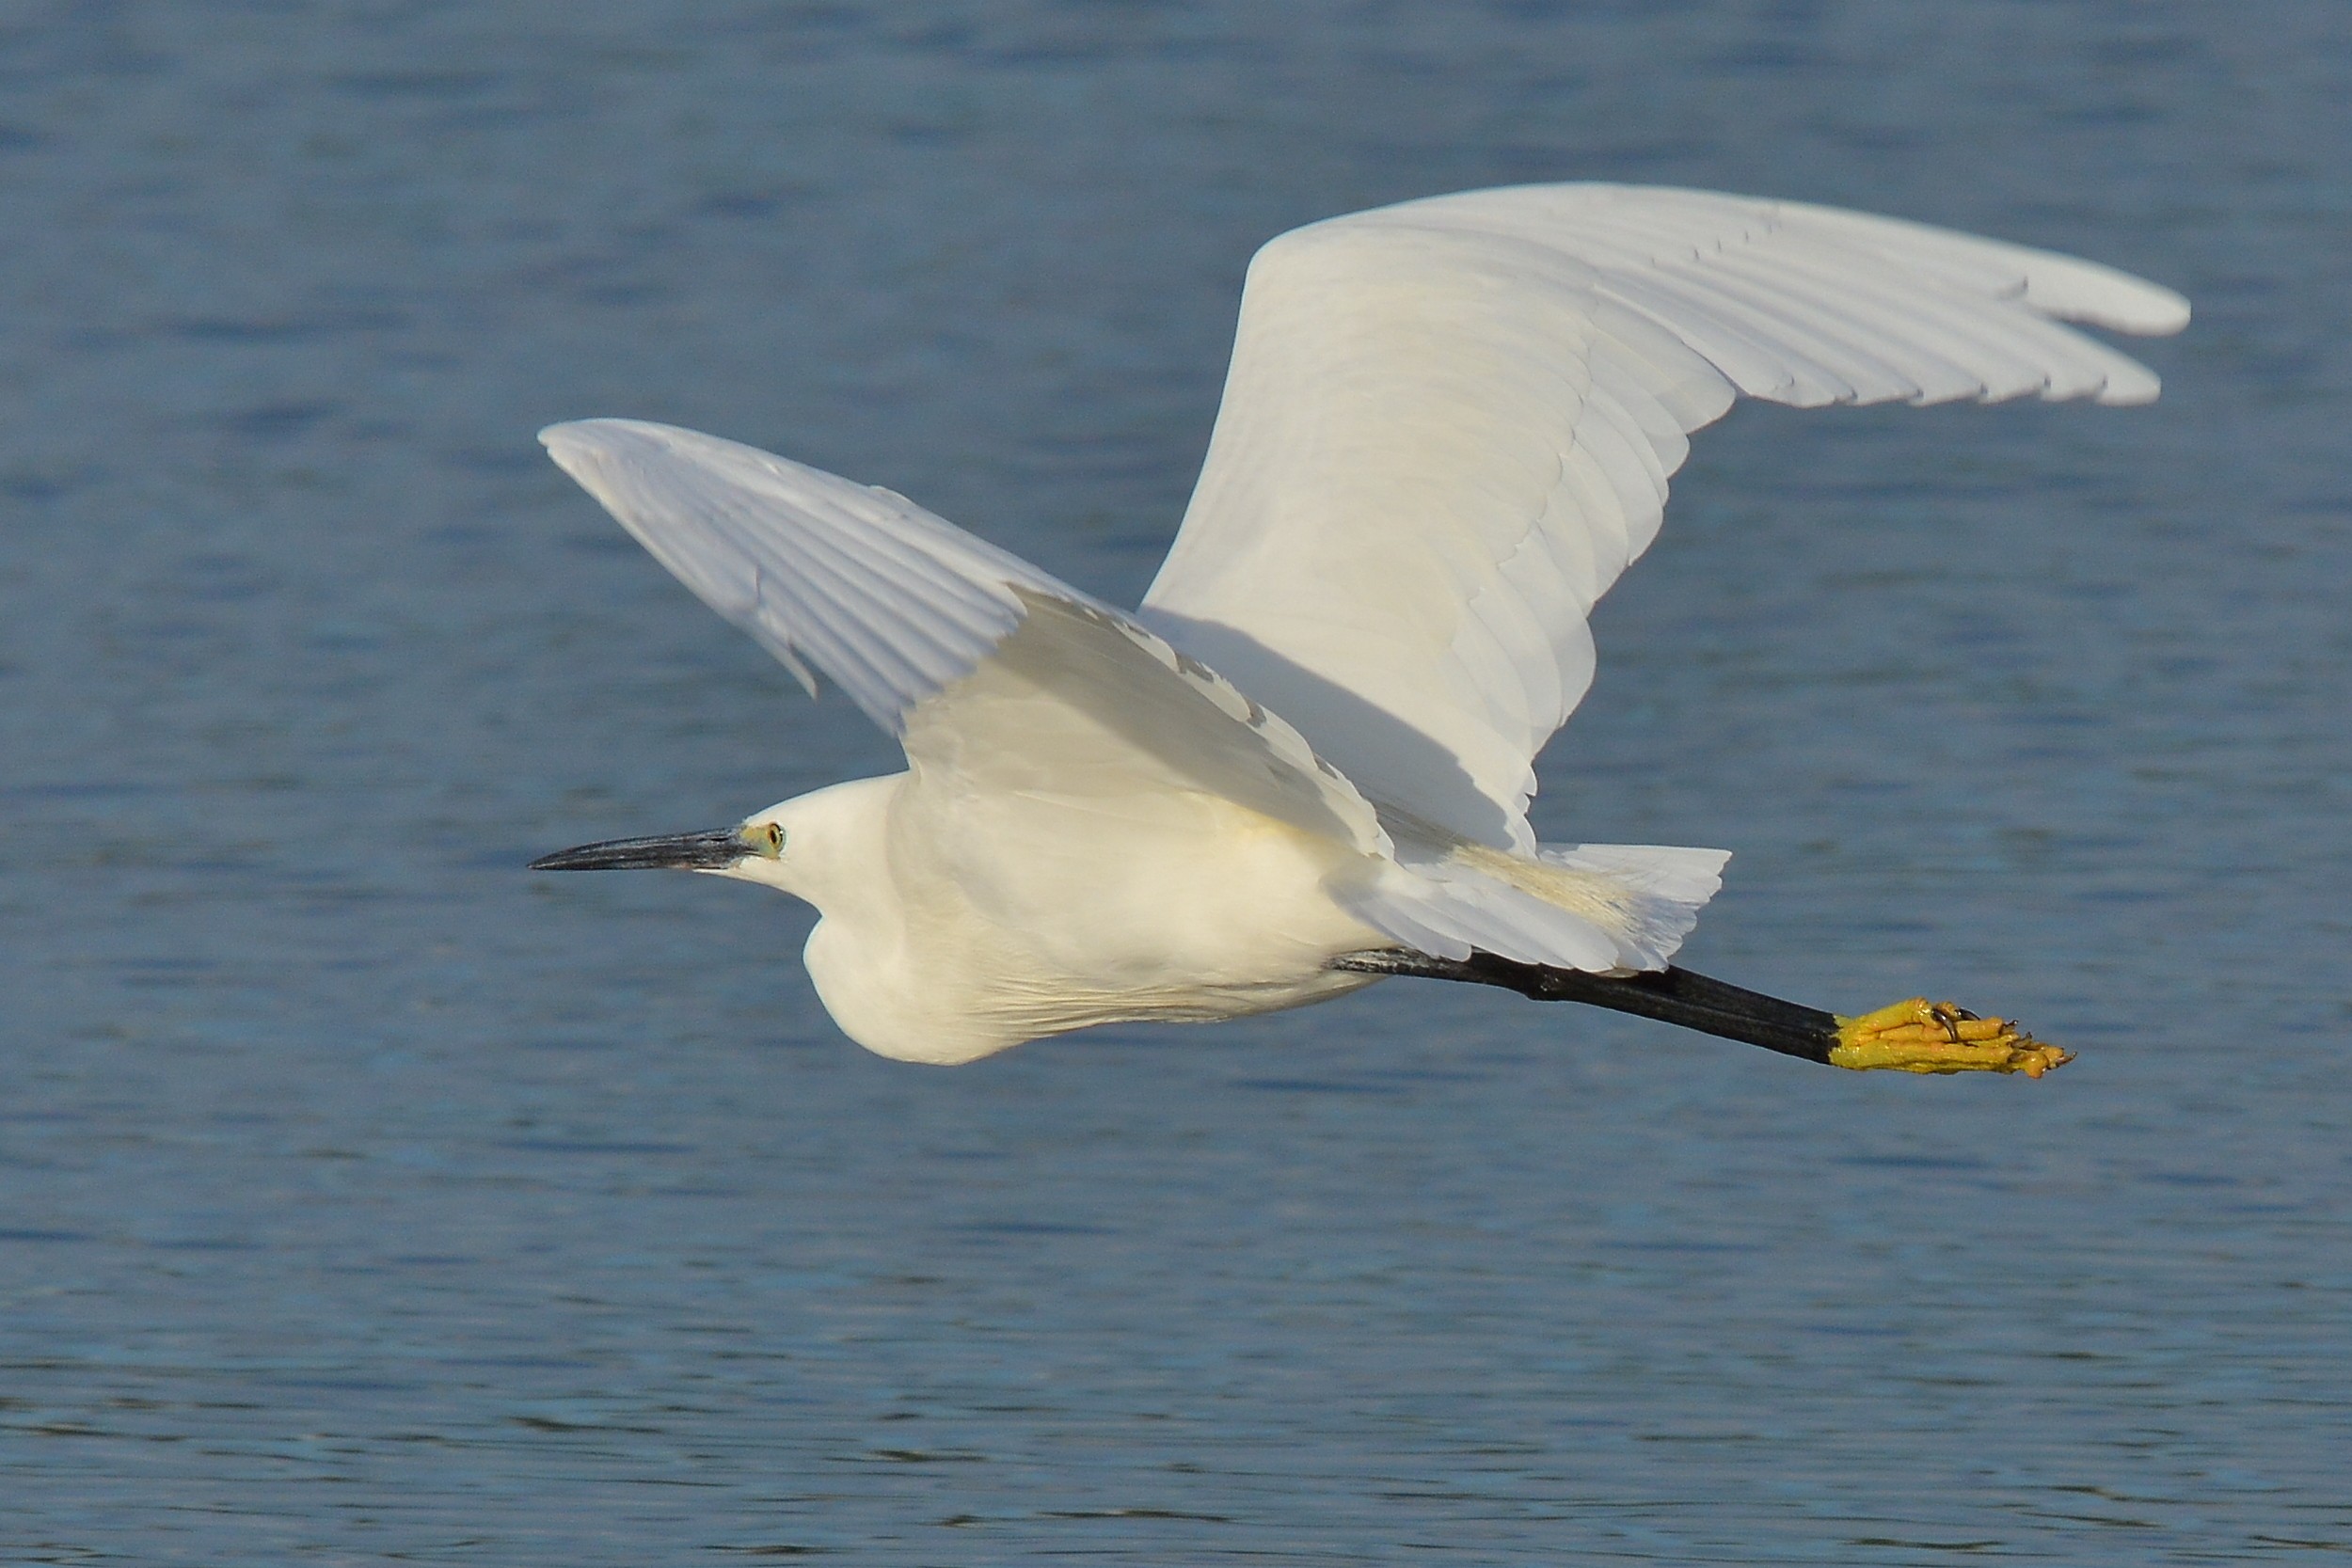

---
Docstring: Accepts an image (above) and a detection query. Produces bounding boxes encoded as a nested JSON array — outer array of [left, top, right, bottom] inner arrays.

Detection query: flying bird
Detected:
[[532, 182, 2185, 1076]]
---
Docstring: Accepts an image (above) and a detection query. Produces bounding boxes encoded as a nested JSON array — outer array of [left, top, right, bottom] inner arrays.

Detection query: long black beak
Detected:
[[530, 828, 747, 872]]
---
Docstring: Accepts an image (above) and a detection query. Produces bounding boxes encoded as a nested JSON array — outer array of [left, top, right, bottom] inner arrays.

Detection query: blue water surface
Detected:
[[2, 4, 2347, 1562]]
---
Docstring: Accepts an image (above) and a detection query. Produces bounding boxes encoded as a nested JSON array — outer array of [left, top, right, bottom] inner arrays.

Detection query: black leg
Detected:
[[1329, 950, 1841, 1064], [1327, 949, 2072, 1076]]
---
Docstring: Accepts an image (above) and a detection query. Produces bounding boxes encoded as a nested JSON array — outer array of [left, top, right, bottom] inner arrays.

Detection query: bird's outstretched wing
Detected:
[[1137, 182, 2190, 852], [541, 420, 1386, 854]]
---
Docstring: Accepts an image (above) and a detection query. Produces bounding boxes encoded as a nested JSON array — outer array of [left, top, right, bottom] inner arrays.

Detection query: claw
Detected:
[[1829, 997, 2073, 1078]]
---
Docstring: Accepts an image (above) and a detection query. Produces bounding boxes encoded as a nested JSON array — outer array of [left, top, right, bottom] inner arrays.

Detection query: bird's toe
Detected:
[[1827, 997, 2073, 1078]]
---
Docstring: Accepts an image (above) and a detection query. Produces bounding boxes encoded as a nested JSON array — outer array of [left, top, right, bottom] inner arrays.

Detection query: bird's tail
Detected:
[[1339, 840, 1729, 974]]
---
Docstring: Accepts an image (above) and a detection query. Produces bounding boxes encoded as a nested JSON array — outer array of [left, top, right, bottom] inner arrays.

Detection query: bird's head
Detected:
[[528, 779, 891, 907]]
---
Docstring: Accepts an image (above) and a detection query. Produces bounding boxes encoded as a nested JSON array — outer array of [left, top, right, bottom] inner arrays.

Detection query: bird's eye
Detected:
[[762, 822, 785, 855], [739, 820, 786, 858]]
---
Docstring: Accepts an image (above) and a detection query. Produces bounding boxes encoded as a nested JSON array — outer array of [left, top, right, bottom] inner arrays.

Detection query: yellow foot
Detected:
[[1828, 998, 2073, 1078]]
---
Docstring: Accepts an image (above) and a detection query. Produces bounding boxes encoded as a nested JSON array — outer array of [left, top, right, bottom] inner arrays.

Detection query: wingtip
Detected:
[[537, 419, 611, 474], [2094, 375, 2164, 407], [2097, 287, 2191, 340], [537, 418, 598, 451], [2046, 276, 2191, 339], [539, 418, 679, 463]]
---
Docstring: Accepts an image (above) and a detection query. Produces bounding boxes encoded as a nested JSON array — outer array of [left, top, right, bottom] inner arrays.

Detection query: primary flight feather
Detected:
[[532, 182, 2185, 1074]]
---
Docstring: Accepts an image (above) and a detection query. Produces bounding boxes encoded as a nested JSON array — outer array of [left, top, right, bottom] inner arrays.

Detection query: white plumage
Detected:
[[535, 182, 2185, 1064]]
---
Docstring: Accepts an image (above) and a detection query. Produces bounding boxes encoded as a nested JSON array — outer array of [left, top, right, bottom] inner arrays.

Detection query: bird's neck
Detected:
[[738, 772, 1014, 1063]]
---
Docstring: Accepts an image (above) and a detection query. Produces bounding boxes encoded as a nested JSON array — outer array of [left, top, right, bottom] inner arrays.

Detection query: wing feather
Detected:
[[542, 419, 1387, 854], [1139, 182, 2186, 850]]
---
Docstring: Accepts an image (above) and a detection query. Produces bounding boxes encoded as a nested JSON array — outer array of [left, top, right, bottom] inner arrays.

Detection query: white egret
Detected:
[[532, 182, 2186, 1076]]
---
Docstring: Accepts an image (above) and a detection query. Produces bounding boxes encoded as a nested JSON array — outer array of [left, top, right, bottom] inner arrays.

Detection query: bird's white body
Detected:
[[733, 773, 1381, 1063], [536, 182, 2185, 1063]]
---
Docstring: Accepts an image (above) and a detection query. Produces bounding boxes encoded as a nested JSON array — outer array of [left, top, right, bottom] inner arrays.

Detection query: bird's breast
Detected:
[[806, 787, 1387, 1063]]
